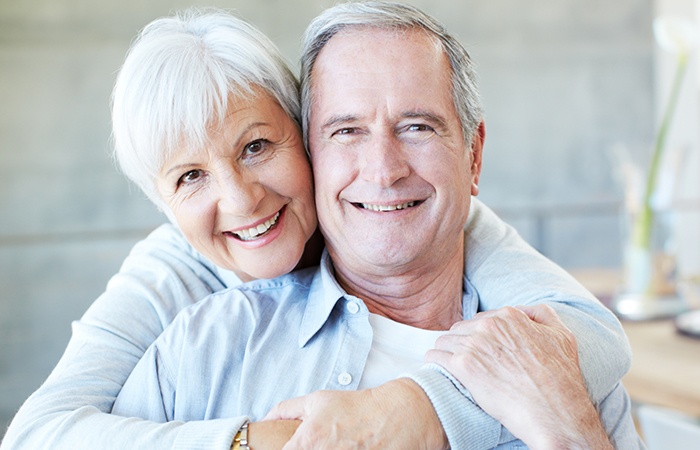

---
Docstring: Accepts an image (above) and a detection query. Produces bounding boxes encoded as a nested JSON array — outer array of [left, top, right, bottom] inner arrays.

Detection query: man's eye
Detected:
[[178, 169, 203, 186], [333, 128, 356, 137], [244, 139, 270, 156], [407, 124, 433, 132]]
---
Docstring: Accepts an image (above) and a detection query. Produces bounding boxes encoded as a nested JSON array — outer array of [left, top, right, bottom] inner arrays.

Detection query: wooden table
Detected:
[[621, 319, 700, 418], [572, 269, 700, 418]]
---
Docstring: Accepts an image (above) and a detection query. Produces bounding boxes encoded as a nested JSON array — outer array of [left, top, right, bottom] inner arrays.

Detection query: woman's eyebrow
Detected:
[[164, 163, 198, 177]]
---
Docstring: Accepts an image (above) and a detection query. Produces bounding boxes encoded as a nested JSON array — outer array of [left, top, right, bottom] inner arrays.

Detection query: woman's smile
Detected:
[[229, 208, 282, 241]]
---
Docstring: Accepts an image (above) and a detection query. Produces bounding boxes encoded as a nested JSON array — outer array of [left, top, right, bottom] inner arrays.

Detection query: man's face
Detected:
[[308, 27, 483, 277]]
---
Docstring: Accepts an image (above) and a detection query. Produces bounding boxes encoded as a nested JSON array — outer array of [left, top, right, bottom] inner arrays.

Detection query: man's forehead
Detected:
[[314, 25, 443, 65], [308, 26, 456, 123], [311, 27, 450, 91]]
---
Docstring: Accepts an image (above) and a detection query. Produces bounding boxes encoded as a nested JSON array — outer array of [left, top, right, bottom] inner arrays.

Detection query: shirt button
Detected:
[[346, 301, 360, 314], [337, 372, 353, 386]]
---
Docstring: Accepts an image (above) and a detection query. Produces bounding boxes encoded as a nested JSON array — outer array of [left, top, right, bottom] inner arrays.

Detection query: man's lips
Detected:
[[354, 201, 419, 211], [226, 209, 282, 241]]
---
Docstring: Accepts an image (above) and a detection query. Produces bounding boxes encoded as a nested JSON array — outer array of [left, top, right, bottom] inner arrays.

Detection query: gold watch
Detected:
[[231, 422, 250, 450]]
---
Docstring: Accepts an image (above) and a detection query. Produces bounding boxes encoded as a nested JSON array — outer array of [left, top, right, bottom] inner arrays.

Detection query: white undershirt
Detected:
[[358, 313, 448, 389]]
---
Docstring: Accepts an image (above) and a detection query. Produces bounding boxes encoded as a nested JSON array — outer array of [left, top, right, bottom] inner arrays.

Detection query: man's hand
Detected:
[[264, 378, 448, 450], [426, 305, 613, 449]]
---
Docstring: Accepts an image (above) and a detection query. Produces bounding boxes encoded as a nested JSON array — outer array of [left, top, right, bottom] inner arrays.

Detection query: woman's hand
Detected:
[[426, 305, 613, 449], [246, 420, 301, 450], [264, 378, 448, 450]]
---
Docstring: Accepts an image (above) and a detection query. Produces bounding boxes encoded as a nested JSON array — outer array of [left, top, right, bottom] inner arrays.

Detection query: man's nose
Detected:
[[358, 133, 410, 187], [216, 167, 265, 216]]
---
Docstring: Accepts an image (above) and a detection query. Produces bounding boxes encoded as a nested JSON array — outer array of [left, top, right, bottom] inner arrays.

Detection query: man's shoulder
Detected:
[[235, 266, 319, 297], [184, 266, 320, 318], [153, 267, 321, 363]]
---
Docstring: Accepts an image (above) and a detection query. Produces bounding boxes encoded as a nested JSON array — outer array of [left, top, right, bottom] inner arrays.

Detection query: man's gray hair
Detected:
[[300, 1, 483, 148], [111, 8, 300, 208]]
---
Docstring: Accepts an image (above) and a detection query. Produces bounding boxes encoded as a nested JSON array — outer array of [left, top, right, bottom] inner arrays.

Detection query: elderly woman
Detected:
[[2, 7, 631, 450]]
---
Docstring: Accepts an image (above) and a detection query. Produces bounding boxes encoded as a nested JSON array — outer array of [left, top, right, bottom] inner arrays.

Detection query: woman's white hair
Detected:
[[300, 1, 483, 148], [111, 8, 301, 208]]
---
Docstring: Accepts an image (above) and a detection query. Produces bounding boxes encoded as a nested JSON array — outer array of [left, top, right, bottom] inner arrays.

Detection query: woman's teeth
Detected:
[[233, 211, 280, 241], [361, 201, 416, 212]]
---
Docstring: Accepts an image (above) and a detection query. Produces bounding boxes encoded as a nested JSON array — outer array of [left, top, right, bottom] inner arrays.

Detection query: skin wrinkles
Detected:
[[320, 110, 450, 140], [155, 89, 316, 282], [162, 120, 281, 180], [309, 27, 483, 330]]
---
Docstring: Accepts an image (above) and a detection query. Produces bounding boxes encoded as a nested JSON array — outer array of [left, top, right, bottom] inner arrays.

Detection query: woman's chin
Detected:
[[240, 255, 303, 282]]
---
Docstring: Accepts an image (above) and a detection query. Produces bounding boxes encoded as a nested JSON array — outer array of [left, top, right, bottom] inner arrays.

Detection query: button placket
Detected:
[[337, 372, 353, 386]]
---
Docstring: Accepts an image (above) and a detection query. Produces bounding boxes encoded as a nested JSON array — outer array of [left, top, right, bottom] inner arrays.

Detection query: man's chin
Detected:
[[334, 242, 425, 273]]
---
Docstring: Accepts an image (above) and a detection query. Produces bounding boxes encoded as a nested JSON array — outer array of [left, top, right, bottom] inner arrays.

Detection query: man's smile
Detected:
[[355, 201, 419, 211]]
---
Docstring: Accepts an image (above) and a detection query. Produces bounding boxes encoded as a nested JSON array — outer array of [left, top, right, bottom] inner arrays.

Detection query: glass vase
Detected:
[[614, 207, 686, 320]]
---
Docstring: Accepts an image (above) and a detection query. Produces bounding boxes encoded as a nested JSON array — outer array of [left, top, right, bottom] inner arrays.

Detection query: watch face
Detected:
[[675, 310, 700, 339]]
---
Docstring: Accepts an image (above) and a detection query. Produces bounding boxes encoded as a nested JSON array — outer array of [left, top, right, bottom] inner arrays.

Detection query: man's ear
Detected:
[[469, 121, 485, 196]]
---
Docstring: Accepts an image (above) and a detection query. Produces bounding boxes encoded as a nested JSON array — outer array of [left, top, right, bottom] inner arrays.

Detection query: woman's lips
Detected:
[[227, 208, 283, 241]]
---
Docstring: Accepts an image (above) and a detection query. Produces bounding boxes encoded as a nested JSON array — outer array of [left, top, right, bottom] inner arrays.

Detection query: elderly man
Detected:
[[112, 2, 642, 449]]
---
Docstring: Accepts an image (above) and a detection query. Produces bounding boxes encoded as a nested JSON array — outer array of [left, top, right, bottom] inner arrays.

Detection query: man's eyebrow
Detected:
[[320, 114, 359, 130], [401, 110, 449, 129], [319, 110, 450, 131]]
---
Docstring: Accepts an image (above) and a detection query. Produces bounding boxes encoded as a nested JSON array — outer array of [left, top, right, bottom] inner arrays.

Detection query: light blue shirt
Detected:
[[113, 251, 643, 449], [2, 198, 639, 450]]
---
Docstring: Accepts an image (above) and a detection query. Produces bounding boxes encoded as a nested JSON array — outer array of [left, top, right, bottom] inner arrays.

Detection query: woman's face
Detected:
[[156, 90, 317, 282]]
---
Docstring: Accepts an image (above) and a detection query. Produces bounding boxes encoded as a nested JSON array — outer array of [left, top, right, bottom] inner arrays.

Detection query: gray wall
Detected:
[[0, 0, 653, 437]]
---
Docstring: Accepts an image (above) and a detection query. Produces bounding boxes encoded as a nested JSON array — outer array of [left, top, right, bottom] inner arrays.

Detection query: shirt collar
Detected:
[[462, 273, 480, 319], [298, 250, 348, 347], [298, 250, 481, 346]]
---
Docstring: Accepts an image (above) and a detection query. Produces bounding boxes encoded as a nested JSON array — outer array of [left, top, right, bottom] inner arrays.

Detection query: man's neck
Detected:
[[329, 244, 465, 331]]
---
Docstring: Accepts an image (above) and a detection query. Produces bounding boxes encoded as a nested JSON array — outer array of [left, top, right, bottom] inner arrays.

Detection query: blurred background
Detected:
[[1, 0, 699, 441]]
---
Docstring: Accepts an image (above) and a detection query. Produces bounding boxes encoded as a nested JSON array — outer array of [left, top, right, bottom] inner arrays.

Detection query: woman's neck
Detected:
[[295, 228, 325, 271]]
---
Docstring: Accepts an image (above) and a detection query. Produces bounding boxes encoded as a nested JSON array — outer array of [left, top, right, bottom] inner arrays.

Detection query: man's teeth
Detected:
[[234, 212, 280, 241], [360, 201, 416, 212]]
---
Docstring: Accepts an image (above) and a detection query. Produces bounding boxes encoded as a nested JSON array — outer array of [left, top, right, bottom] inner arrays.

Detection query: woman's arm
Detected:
[[1, 224, 240, 450], [409, 197, 632, 449], [464, 197, 631, 399], [267, 198, 633, 450], [3, 200, 632, 450]]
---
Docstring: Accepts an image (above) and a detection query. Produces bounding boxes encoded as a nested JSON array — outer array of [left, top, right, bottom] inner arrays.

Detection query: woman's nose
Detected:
[[216, 168, 265, 217]]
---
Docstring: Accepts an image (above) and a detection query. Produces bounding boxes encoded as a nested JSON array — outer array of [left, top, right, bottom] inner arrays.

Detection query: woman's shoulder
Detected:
[[132, 223, 207, 261]]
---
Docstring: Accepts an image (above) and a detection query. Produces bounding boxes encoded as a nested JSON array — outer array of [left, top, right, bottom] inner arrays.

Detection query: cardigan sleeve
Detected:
[[1, 224, 243, 450], [407, 198, 631, 450]]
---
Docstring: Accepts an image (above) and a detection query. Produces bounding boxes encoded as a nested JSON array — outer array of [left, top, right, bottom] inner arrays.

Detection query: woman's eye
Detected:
[[177, 169, 202, 186], [244, 139, 270, 156]]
